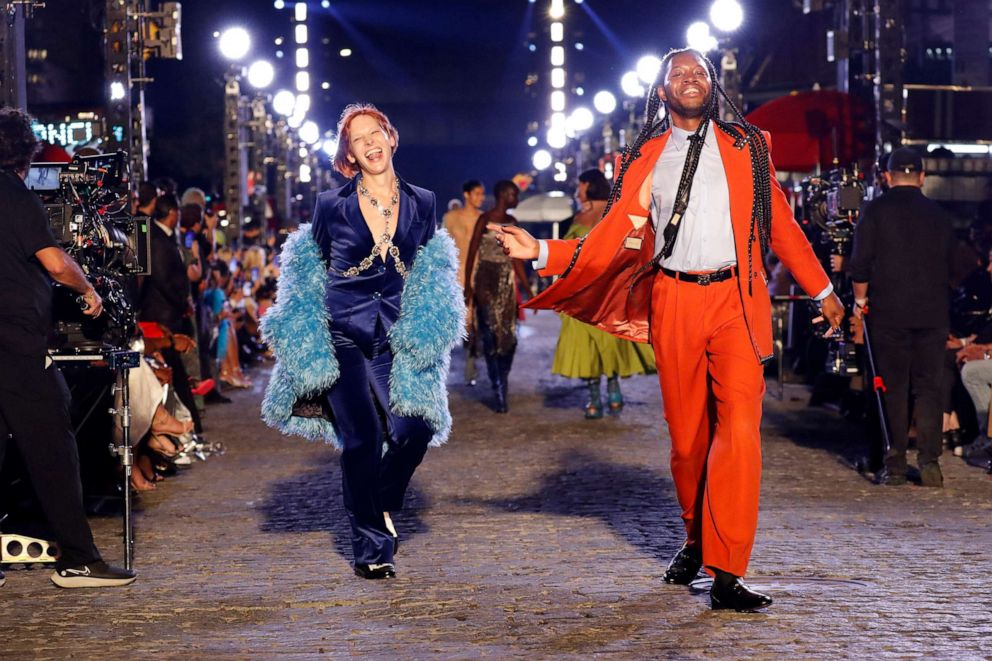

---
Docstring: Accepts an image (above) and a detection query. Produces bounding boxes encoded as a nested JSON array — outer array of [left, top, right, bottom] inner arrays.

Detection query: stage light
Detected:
[[550, 90, 566, 111], [620, 71, 645, 97], [295, 24, 308, 44], [288, 112, 305, 128], [527, 136, 538, 147], [109, 81, 126, 101], [686, 21, 718, 51], [299, 120, 320, 145], [339, 48, 352, 57], [218, 27, 251, 61], [550, 22, 563, 42], [299, 146, 309, 158], [593, 90, 617, 114], [296, 47, 309, 68], [636, 55, 662, 85], [532, 149, 553, 170], [547, 125, 567, 149], [322, 138, 338, 156], [295, 93, 311, 113], [550, 46, 564, 66], [551, 67, 565, 89], [272, 89, 296, 116], [274, 0, 284, 8], [246, 60, 275, 89], [295, 70, 310, 92], [295, 2, 307, 21], [321, 81, 330, 89], [709, 0, 743, 32], [575, 87, 584, 96], [300, 163, 312, 183], [549, 0, 565, 19], [567, 106, 594, 133], [322, 0, 330, 7]]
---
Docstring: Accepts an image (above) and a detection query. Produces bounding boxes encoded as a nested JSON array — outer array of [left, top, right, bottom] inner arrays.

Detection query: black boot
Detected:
[[485, 354, 507, 413], [496, 352, 512, 413]]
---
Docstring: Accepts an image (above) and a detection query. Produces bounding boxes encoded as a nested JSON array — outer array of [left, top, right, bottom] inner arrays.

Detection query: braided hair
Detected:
[[601, 48, 774, 291]]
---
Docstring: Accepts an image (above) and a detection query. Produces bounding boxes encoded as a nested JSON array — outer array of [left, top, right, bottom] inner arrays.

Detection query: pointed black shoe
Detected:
[[710, 577, 773, 612], [873, 467, 907, 486], [663, 543, 703, 585], [354, 563, 396, 580]]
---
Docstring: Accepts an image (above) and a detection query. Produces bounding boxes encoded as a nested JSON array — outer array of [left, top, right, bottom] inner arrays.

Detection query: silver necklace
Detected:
[[343, 176, 408, 279]]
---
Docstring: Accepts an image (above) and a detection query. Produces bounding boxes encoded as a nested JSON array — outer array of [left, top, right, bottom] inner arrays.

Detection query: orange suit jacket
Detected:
[[524, 127, 830, 363]]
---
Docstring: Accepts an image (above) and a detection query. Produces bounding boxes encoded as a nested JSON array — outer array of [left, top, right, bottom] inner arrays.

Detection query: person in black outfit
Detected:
[[0, 107, 135, 588], [849, 148, 956, 487], [139, 193, 204, 433]]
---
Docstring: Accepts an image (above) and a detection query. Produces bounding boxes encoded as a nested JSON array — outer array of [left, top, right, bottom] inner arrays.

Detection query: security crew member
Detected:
[[0, 107, 135, 588], [849, 147, 955, 487]]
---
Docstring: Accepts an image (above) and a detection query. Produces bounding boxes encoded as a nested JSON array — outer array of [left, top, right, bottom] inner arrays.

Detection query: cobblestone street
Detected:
[[2, 312, 991, 659]]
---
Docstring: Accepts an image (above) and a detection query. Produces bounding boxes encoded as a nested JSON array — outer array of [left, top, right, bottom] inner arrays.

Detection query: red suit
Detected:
[[526, 128, 829, 576]]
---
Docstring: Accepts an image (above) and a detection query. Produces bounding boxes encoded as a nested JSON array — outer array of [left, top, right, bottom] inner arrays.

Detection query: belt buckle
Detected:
[[697, 273, 712, 286]]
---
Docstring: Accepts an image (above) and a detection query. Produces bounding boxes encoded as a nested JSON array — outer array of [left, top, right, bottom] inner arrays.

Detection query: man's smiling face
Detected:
[[658, 51, 713, 120]]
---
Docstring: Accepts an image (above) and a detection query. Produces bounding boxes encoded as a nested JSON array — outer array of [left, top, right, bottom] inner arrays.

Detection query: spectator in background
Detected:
[[139, 193, 203, 433], [134, 181, 158, 217]]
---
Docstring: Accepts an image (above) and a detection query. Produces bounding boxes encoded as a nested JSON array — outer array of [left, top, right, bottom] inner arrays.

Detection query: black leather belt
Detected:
[[660, 265, 737, 286]]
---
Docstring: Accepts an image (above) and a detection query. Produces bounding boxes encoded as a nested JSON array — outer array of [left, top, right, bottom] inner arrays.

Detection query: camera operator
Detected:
[[849, 148, 955, 487], [0, 108, 135, 588]]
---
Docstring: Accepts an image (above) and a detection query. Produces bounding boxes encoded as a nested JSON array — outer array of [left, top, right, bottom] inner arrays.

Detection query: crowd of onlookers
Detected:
[[124, 177, 279, 491]]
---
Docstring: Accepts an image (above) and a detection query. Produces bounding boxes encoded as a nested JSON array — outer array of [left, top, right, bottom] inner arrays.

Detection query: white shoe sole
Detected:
[[50, 573, 136, 588]]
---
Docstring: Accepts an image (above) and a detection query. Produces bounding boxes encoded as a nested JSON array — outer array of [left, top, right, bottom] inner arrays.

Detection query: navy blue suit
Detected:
[[311, 177, 437, 566]]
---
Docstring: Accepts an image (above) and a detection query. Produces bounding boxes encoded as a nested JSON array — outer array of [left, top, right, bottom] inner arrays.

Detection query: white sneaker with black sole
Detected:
[[51, 561, 136, 588]]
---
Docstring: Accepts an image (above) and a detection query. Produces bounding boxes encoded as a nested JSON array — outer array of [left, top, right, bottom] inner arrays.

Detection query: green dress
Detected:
[[551, 223, 657, 379]]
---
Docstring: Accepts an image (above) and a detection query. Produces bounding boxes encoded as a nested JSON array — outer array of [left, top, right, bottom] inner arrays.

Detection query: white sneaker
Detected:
[[51, 561, 136, 588]]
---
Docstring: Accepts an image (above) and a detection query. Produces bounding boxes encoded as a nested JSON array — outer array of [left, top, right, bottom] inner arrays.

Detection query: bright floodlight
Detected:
[[299, 120, 320, 145], [295, 93, 311, 113], [686, 21, 718, 52], [218, 27, 251, 61], [527, 135, 538, 147], [532, 149, 553, 170], [322, 138, 338, 157], [593, 90, 617, 114], [547, 125, 567, 150], [568, 107, 595, 133], [246, 60, 275, 89], [299, 163, 312, 183], [549, 0, 565, 19], [272, 89, 296, 116], [109, 81, 126, 101], [620, 71, 645, 97], [710, 0, 744, 32], [636, 55, 662, 85], [287, 111, 305, 129]]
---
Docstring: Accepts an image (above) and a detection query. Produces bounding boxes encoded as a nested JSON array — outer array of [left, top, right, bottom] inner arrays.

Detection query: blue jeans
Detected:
[[326, 329, 433, 566]]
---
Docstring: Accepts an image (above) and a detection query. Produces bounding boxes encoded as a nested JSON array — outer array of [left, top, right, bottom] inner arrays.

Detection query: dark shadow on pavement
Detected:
[[459, 449, 685, 565], [254, 452, 430, 564]]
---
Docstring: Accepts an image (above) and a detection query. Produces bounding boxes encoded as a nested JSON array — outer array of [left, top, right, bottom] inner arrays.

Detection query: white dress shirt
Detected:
[[651, 125, 736, 272]]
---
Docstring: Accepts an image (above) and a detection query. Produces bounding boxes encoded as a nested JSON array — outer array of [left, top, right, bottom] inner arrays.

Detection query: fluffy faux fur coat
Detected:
[[260, 222, 465, 448]]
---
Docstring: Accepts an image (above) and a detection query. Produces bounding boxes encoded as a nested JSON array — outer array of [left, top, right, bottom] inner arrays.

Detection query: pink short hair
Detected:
[[333, 103, 400, 178]]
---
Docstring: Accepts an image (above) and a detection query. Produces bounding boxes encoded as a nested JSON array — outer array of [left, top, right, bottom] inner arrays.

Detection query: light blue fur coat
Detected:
[[260, 223, 465, 448]]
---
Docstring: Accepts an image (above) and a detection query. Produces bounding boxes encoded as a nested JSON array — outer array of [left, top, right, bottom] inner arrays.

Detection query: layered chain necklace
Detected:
[[343, 175, 408, 279]]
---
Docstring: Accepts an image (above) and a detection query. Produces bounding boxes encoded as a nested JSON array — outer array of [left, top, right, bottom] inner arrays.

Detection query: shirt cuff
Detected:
[[812, 283, 834, 302], [532, 240, 549, 270]]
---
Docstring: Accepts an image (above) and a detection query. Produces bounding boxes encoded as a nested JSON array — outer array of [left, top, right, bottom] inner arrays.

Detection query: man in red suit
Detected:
[[495, 49, 845, 611]]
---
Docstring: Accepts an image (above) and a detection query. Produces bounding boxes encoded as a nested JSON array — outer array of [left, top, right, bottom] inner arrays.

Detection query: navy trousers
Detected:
[[326, 330, 433, 566]]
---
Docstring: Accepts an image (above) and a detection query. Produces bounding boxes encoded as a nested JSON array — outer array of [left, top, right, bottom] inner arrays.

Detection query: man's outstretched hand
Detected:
[[488, 223, 540, 261], [817, 292, 845, 337]]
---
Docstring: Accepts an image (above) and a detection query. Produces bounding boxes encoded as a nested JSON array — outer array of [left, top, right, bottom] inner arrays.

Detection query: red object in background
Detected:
[[191, 378, 216, 396], [37, 142, 72, 163], [139, 322, 166, 339], [745, 91, 873, 172]]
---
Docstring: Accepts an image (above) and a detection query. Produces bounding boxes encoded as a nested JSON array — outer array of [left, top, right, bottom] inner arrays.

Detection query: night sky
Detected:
[[28, 1, 825, 203]]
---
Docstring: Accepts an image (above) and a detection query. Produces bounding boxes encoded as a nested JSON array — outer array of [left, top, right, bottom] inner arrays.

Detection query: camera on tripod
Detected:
[[26, 151, 151, 350], [799, 163, 871, 376]]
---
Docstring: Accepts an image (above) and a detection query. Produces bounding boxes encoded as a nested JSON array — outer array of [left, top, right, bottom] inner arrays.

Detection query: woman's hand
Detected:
[[488, 223, 539, 261]]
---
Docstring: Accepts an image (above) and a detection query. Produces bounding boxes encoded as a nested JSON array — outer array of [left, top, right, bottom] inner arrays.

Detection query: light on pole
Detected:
[[246, 60, 275, 89], [218, 27, 251, 61]]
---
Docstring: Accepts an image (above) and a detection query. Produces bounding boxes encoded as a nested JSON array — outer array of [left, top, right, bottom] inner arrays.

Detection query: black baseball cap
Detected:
[[887, 147, 923, 174]]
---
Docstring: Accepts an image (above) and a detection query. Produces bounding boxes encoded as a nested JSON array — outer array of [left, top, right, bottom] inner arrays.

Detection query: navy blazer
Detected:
[[311, 176, 437, 355]]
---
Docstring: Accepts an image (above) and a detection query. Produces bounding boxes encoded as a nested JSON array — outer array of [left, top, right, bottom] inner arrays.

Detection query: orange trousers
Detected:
[[650, 271, 764, 578]]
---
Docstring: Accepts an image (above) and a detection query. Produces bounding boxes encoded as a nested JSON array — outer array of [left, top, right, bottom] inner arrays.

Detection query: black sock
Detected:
[[712, 568, 738, 589]]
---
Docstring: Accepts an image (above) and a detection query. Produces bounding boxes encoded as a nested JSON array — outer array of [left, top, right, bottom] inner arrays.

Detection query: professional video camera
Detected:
[[26, 151, 150, 350], [798, 163, 872, 376]]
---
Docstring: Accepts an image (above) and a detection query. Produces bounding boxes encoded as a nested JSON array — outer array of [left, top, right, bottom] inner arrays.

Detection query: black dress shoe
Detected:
[[873, 467, 907, 486], [710, 577, 773, 612], [354, 563, 396, 580], [663, 543, 702, 585]]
